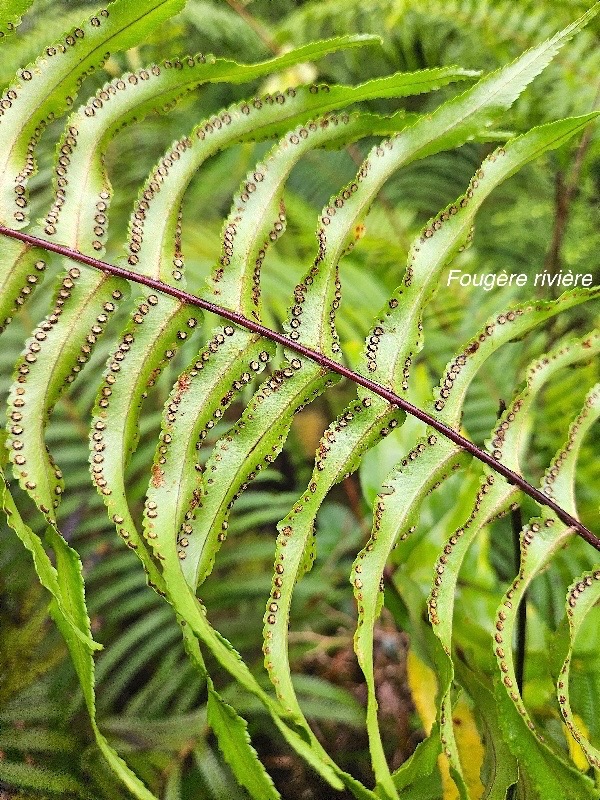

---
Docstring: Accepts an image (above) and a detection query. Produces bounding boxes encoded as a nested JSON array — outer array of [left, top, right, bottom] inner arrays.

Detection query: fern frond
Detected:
[[1, 4, 599, 798], [491, 384, 600, 798], [429, 330, 600, 796], [4, 32, 393, 521], [259, 116, 596, 798], [184, 20, 600, 600], [87, 68, 466, 590]]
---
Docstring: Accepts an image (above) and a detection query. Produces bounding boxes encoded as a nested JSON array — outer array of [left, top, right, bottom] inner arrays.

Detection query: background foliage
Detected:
[[0, 1, 599, 799]]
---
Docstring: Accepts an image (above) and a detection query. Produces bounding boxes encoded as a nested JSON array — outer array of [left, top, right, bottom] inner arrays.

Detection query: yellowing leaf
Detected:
[[453, 697, 485, 799], [564, 714, 593, 770], [407, 649, 438, 735]]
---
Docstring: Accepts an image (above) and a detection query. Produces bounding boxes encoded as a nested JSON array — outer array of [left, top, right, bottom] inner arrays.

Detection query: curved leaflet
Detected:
[[0, 469, 99, 650], [556, 563, 600, 769], [45, 520, 162, 800], [179, 626, 281, 800], [428, 329, 600, 798], [493, 384, 600, 799], [1, 462, 158, 798]]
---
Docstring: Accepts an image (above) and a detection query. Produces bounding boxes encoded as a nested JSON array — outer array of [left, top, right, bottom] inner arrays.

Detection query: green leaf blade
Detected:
[[207, 688, 281, 800], [0, 0, 33, 41], [7, 268, 127, 519], [46, 522, 161, 800], [556, 567, 600, 769]]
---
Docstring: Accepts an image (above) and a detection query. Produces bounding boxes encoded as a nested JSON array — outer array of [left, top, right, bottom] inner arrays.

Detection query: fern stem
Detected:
[[223, 0, 280, 53], [511, 505, 526, 694], [1, 223, 598, 553]]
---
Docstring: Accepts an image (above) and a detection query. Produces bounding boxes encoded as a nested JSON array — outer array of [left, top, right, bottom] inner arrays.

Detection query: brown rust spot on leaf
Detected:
[[151, 464, 165, 488], [176, 372, 191, 394]]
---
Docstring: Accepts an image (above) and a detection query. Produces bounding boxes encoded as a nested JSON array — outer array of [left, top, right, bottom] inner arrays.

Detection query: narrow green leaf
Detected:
[[90, 294, 200, 592], [1, 470, 99, 650], [180, 630, 276, 798], [555, 566, 600, 769], [0, 237, 47, 333], [7, 267, 128, 520], [392, 723, 442, 791], [232, 65, 477, 145], [454, 664, 518, 800], [45, 523, 160, 800], [202, 34, 384, 81], [2, 446, 160, 799], [207, 688, 281, 800]]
